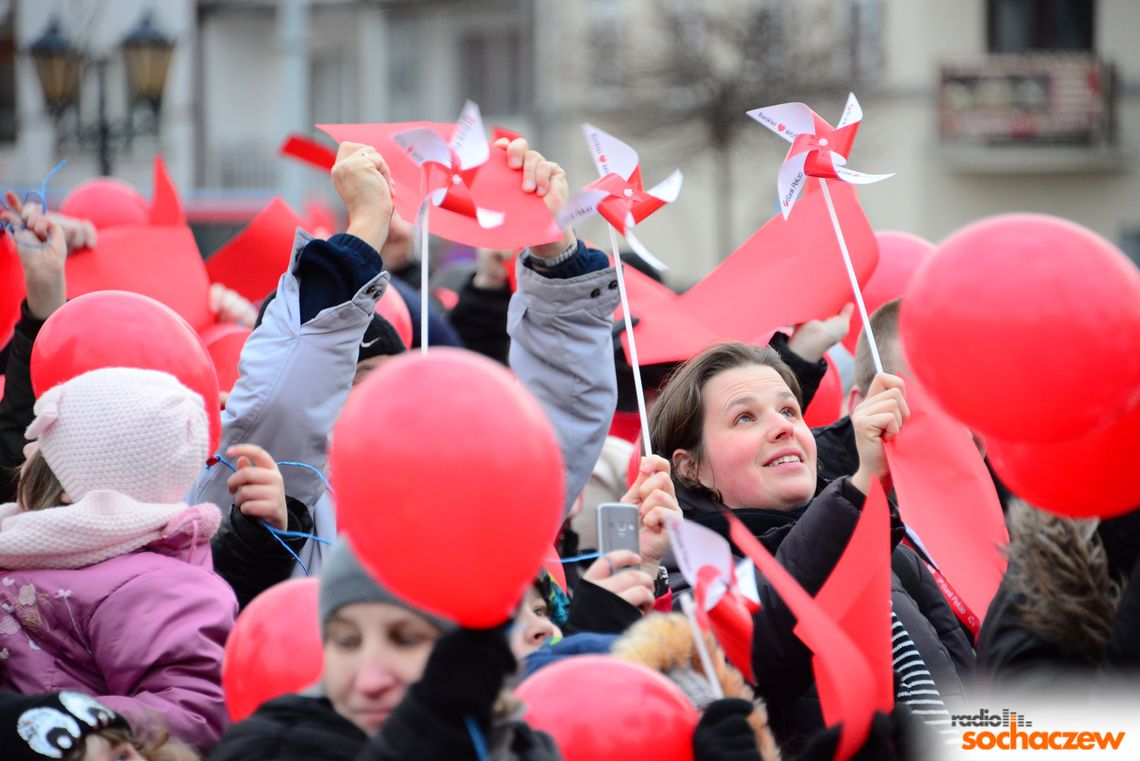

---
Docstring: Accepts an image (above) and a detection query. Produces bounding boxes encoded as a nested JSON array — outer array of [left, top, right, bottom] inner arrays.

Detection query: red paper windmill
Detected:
[[393, 100, 505, 229], [557, 124, 682, 271], [747, 93, 892, 219]]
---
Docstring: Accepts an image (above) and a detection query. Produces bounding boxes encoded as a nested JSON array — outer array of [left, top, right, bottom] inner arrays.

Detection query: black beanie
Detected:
[[255, 290, 406, 362], [1, 691, 130, 760]]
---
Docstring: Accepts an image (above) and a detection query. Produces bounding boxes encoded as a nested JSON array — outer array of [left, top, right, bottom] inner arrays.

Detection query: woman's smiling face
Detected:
[[692, 364, 818, 510]]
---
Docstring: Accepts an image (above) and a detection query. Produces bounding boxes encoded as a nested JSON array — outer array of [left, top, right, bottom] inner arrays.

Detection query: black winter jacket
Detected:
[[0, 303, 44, 503], [209, 694, 367, 761], [210, 496, 315, 609], [673, 478, 973, 754]]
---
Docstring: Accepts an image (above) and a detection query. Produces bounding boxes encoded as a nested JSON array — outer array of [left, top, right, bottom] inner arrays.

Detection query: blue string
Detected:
[[277, 460, 334, 494], [39, 160, 67, 209], [1, 160, 68, 244], [464, 715, 489, 761], [209, 453, 334, 576], [559, 552, 600, 564]]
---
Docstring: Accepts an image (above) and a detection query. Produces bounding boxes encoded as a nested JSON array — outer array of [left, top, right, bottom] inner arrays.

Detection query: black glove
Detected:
[[792, 705, 920, 761], [409, 626, 516, 729], [693, 698, 765, 761]]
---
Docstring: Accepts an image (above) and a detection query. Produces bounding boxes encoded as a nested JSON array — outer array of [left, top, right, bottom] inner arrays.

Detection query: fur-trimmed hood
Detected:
[[612, 613, 781, 761]]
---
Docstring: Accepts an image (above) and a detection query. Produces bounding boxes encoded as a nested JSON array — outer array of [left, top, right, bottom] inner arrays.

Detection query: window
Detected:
[[987, 0, 1094, 53], [458, 25, 532, 116]]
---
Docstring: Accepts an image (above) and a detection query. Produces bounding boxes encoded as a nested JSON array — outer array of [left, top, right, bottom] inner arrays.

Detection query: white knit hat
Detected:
[[25, 367, 208, 504]]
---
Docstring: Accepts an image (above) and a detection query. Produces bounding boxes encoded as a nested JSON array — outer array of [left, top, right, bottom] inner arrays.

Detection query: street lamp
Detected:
[[28, 12, 175, 176]]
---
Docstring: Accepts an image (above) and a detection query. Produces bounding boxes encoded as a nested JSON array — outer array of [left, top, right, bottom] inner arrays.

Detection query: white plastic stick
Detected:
[[609, 226, 652, 458], [680, 595, 725, 700], [420, 210, 429, 355], [818, 179, 883, 374]]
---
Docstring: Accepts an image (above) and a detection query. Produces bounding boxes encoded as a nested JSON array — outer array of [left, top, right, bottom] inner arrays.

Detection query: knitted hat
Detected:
[[1, 691, 129, 761], [318, 538, 454, 636], [25, 368, 208, 504]]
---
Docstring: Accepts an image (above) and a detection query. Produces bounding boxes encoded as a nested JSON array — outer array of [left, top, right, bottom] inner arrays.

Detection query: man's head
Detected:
[[851, 298, 908, 410]]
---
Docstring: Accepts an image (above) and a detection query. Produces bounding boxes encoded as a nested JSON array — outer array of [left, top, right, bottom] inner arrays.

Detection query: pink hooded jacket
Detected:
[[0, 496, 236, 750]]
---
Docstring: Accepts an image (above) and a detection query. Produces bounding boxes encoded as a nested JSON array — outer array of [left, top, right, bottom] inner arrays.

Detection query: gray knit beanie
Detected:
[[318, 538, 455, 636]]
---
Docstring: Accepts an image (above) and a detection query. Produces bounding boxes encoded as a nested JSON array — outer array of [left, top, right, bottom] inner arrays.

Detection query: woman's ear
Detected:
[[672, 449, 698, 482]]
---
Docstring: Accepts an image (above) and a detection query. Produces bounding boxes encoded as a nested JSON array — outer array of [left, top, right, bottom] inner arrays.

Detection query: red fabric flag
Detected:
[[679, 180, 878, 341], [205, 198, 308, 303], [813, 477, 895, 714], [726, 513, 875, 760], [319, 121, 562, 250], [66, 225, 212, 331], [279, 134, 337, 172], [885, 378, 1009, 624], [148, 155, 186, 226]]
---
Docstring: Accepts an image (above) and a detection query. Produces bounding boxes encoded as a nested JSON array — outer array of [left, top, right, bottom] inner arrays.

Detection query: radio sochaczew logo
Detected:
[[953, 708, 1125, 752]]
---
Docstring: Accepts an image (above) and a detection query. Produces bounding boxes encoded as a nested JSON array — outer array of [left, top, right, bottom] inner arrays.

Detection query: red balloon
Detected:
[[60, 178, 149, 229], [842, 231, 933, 354], [901, 214, 1140, 442], [803, 355, 842, 428], [199, 323, 251, 393], [987, 401, 1140, 519], [222, 578, 323, 721], [0, 233, 24, 348], [376, 285, 413, 349], [330, 349, 564, 627], [516, 656, 698, 761], [31, 291, 222, 457]]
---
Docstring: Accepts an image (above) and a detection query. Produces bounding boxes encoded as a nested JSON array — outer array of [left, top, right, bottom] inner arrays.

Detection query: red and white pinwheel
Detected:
[[393, 100, 504, 229], [667, 517, 761, 683], [558, 124, 682, 271], [748, 93, 892, 219]]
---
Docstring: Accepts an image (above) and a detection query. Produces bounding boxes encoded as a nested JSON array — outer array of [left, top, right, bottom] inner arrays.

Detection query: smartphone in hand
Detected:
[[596, 502, 640, 562]]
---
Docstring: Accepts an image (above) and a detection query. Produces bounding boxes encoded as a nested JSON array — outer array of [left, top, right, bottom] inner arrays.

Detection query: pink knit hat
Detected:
[[25, 367, 209, 504]]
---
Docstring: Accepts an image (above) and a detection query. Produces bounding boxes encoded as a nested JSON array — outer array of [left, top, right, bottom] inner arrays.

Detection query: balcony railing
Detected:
[[937, 53, 1125, 173]]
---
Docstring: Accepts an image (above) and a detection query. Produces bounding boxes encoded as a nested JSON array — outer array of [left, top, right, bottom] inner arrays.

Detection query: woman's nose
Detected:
[[765, 412, 794, 440], [354, 662, 398, 696], [529, 618, 556, 645]]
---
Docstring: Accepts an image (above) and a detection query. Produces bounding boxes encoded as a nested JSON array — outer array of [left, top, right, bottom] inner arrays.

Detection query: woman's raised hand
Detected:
[[850, 373, 910, 496], [621, 454, 683, 579]]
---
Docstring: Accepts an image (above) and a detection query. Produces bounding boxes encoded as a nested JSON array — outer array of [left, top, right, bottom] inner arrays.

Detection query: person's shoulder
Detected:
[[212, 695, 366, 761]]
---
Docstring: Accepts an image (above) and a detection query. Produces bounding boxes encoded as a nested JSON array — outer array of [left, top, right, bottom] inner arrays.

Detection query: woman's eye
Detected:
[[733, 413, 753, 425], [392, 629, 431, 647], [332, 635, 361, 651], [781, 407, 798, 418], [533, 606, 549, 619]]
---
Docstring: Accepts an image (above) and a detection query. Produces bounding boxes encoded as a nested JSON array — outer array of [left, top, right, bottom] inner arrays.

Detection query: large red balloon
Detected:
[[60, 178, 149, 229], [0, 233, 24, 348], [376, 285, 412, 349], [987, 401, 1140, 519], [804, 355, 842, 428], [199, 323, 251, 393], [222, 578, 323, 721], [516, 656, 698, 761], [330, 349, 564, 627], [31, 291, 222, 457], [901, 214, 1140, 442], [842, 231, 933, 354]]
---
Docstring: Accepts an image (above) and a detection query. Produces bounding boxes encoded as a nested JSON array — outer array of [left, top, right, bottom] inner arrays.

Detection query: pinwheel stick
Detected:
[[418, 173, 430, 354], [608, 226, 653, 458], [818, 179, 884, 375], [680, 594, 726, 700]]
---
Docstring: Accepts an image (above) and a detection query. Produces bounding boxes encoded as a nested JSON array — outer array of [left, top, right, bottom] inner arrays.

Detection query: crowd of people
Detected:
[[0, 123, 1137, 761]]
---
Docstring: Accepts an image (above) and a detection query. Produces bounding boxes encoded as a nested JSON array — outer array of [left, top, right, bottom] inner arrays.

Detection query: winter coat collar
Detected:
[[0, 491, 220, 570]]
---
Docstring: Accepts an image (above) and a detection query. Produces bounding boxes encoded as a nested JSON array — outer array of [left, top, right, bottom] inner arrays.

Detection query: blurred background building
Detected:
[[2, 0, 1138, 285]]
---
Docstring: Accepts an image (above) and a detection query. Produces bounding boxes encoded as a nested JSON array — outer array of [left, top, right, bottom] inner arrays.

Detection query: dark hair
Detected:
[[15, 449, 66, 512], [854, 297, 903, 394], [649, 343, 803, 497], [63, 726, 200, 761]]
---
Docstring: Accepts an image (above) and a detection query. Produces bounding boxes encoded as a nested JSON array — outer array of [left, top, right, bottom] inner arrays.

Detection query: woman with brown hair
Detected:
[[650, 343, 972, 754]]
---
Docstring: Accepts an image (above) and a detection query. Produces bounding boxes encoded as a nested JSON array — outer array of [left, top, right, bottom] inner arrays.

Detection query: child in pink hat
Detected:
[[0, 367, 236, 752]]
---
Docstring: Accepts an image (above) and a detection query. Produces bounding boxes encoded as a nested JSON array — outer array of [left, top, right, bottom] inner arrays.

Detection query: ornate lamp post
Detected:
[[29, 12, 175, 176]]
